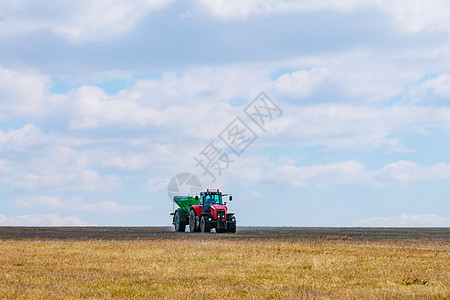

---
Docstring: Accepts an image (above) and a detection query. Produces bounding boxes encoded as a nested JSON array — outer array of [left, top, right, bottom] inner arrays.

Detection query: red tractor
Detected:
[[190, 189, 236, 233], [172, 189, 236, 233]]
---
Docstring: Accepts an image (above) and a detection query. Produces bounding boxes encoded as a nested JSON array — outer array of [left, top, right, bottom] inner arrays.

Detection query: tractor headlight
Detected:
[[208, 218, 211, 221]]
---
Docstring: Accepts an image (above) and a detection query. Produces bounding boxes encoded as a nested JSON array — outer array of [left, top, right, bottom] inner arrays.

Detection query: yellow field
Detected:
[[0, 235, 448, 299]]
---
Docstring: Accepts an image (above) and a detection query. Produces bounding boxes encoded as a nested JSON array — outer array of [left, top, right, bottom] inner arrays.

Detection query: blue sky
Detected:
[[0, 0, 449, 226]]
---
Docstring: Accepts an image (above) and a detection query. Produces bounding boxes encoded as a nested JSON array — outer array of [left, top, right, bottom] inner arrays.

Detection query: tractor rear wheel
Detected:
[[189, 210, 199, 232], [200, 216, 211, 233], [174, 210, 186, 232]]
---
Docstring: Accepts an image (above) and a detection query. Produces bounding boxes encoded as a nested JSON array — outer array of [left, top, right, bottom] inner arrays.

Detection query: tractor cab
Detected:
[[199, 191, 222, 210]]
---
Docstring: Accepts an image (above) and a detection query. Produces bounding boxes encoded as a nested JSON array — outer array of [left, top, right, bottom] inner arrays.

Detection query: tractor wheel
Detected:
[[200, 216, 211, 233], [227, 222, 236, 233], [174, 211, 186, 232], [189, 210, 199, 232]]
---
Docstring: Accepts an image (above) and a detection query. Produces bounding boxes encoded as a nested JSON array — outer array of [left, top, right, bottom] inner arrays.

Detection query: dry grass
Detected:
[[0, 236, 448, 299]]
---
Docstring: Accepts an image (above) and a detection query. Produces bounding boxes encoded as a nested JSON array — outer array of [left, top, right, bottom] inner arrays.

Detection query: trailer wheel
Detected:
[[200, 216, 210, 233], [174, 211, 186, 232], [189, 210, 199, 232]]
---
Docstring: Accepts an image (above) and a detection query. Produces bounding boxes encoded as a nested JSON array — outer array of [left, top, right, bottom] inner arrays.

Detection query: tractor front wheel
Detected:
[[227, 221, 236, 233], [200, 216, 211, 233]]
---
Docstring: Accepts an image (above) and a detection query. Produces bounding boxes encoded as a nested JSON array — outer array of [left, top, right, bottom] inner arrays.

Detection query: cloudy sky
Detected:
[[1, 0, 449, 226]]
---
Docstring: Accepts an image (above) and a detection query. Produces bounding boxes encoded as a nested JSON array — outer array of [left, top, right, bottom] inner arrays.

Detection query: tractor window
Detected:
[[205, 194, 222, 207]]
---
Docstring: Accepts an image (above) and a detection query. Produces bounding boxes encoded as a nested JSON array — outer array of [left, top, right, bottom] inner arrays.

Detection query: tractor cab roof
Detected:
[[200, 191, 222, 196], [200, 189, 222, 196]]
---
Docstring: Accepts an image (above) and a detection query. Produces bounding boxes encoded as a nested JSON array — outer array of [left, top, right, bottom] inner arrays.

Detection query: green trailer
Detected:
[[171, 196, 199, 232]]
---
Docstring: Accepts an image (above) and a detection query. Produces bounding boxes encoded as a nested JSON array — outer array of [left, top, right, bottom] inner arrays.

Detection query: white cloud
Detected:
[[1, 49, 448, 137], [270, 49, 427, 103], [231, 158, 450, 188], [68, 85, 162, 130], [272, 104, 444, 151], [0, 66, 49, 119], [59, 59, 448, 144], [0, 213, 89, 226], [146, 177, 170, 192], [249, 190, 263, 200], [102, 154, 151, 171], [129, 67, 269, 107], [409, 74, 450, 102], [199, 0, 369, 20], [274, 68, 330, 98], [272, 160, 367, 188], [376, 160, 450, 183], [199, 0, 450, 33], [11, 195, 153, 213], [377, 0, 450, 33], [78, 201, 153, 213], [66, 67, 269, 137], [1, 62, 450, 201], [0, 0, 173, 43], [0, 127, 123, 192], [0, 56, 450, 201], [3, 165, 122, 193], [353, 213, 450, 227], [0, 124, 46, 152], [13, 195, 65, 209], [0, 159, 9, 172]]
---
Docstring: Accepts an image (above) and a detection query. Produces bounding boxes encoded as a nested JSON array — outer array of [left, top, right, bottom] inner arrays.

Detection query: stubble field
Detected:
[[0, 227, 448, 299]]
